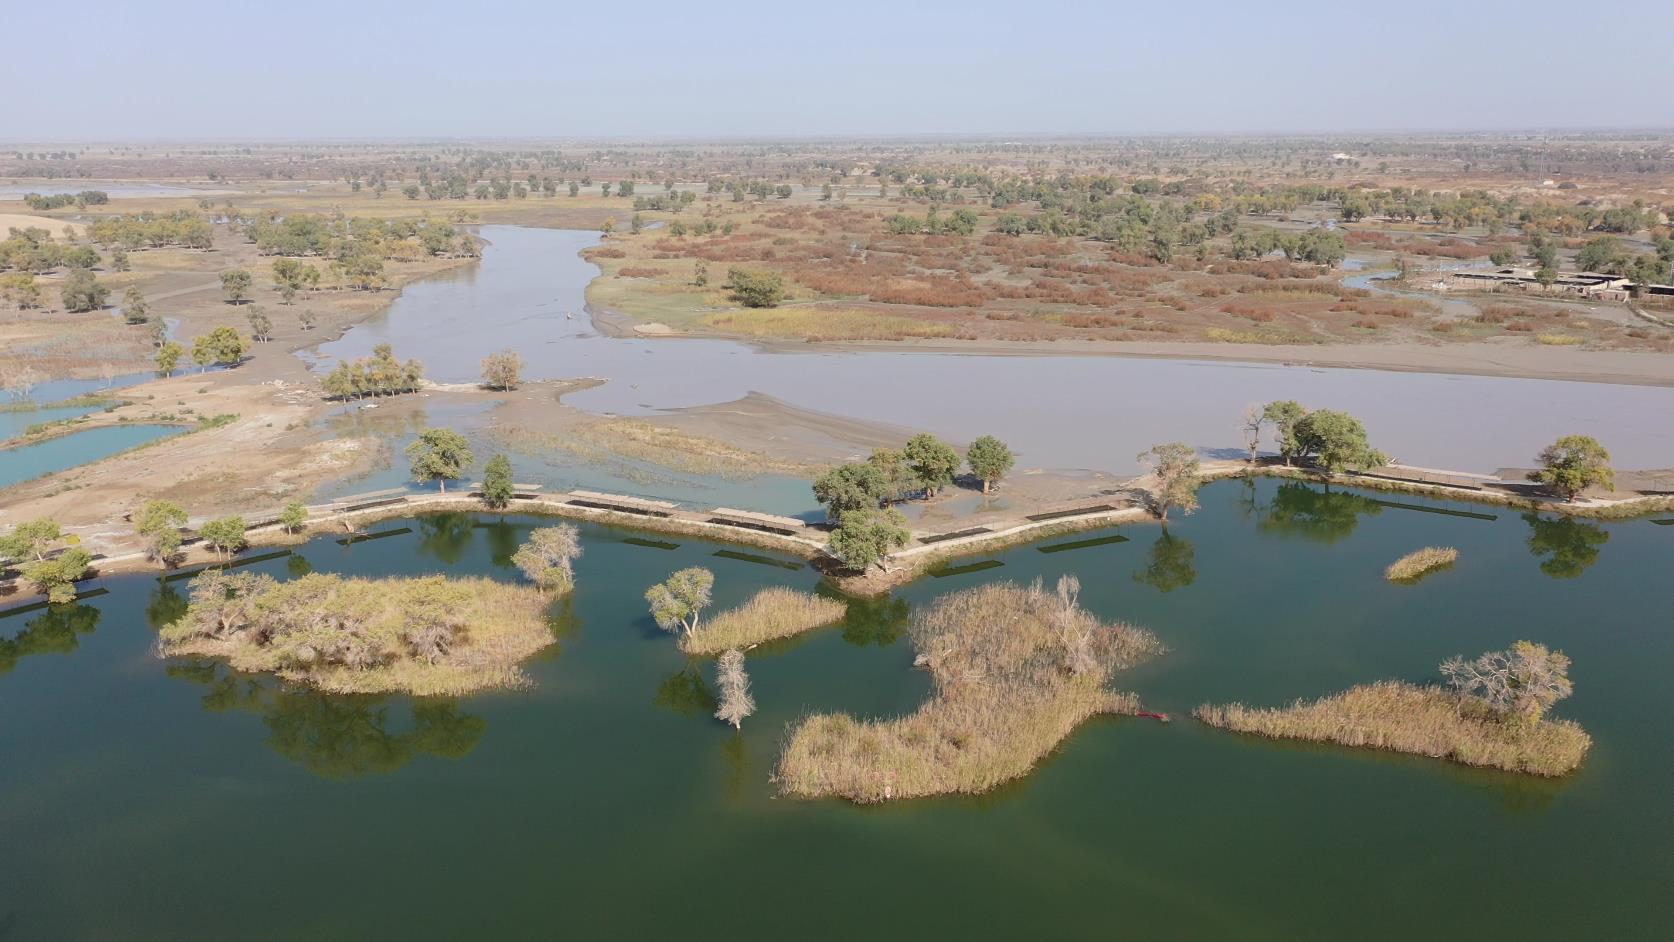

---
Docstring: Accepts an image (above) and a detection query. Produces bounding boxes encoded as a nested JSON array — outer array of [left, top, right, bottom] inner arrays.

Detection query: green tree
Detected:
[[1, 518, 67, 564], [20, 548, 92, 605], [199, 516, 247, 559], [646, 568, 715, 637], [1262, 400, 1308, 465], [136, 499, 188, 565], [406, 428, 473, 492], [220, 269, 252, 304], [1529, 435, 1613, 501], [965, 435, 1015, 494], [155, 340, 184, 376], [828, 508, 910, 572], [1136, 442, 1201, 521], [278, 501, 308, 534], [904, 433, 960, 497], [481, 453, 515, 509], [122, 285, 149, 324], [246, 306, 273, 342], [813, 462, 890, 518], [1293, 409, 1387, 473], [512, 524, 584, 594], [60, 269, 109, 312], [192, 326, 248, 368], [724, 267, 786, 308]]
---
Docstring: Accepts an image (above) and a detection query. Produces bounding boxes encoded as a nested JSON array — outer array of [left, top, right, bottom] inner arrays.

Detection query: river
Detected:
[[311, 227, 1674, 480]]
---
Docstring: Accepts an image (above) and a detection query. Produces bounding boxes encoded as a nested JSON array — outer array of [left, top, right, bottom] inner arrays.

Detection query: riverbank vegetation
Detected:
[[1195, 641, 1588, 776], [1385, 546, 1458, 581], [776, 578, 1162, 802], [681, 587, 846, 655], [157, 571, 554, 695]]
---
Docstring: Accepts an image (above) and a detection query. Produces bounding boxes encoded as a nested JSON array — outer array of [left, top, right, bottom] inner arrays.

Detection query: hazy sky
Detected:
[[6, 0, 1672, 140]]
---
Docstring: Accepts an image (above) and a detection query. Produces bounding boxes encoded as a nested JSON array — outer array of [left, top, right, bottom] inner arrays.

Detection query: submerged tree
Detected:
[[512, 524, 583, 595], [965, 435, 1015, 495], [1441, 641, 1574, 728], [406, 427, 474, 493], [646, 567, 714, 638], [714, 649, 756, 729], [1529, 435, 1614, 502], [904, 433, 960, 498], [1136, 442, 1201, 521]]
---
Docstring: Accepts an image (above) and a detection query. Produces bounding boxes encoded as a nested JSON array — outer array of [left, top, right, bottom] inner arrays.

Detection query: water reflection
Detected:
[[415, 512, 476, 565], [165, 660, 486, 779], [1257, 481, 1382, 544], [1523, 513, 1609, 579], [654, 668, 716, 716], [840, 595, 910, 648], [478, 517, 522, 567], [286, 553, 315, 578], [1132, 532, 1197, 593], [0, 603, 100, 676]]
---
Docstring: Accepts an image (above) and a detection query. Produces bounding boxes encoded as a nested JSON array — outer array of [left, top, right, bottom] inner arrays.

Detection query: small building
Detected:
[[1445, 267, 1633, 302]]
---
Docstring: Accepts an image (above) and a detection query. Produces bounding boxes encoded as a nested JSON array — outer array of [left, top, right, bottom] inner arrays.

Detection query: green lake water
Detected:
[[1, 478, 1669, 939]]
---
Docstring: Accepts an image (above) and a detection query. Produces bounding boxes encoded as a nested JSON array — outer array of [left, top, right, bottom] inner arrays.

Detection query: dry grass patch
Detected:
[[776, 578, 1162, 803], [574, 418, 826, 478], [703, 305, 959, 341], [158, 571, 555, 696], [681, 587, 847, 655], [1194, 681, 1590, 776], [1384, 546, 1458, 582], [1536, 333, 1584, 346]]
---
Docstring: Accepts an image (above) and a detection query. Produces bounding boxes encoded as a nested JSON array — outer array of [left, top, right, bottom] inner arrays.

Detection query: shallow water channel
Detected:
[[311, 226, 1674, 484], [0, 423, 183, 489], [1, 478, 1668, 938]]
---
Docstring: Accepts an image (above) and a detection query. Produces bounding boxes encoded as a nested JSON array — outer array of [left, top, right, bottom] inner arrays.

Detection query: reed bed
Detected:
[[681, 588, 847, 656], [1384, 546, 1459, 582], [776, 580, 1161, 802], [1194, 681, 1590, 776]]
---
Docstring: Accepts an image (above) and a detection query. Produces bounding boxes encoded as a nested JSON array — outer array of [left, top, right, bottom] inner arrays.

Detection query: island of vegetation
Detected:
[[681, 587, 847, 656], [776, 577, 1162, 803], [1384, 546, 1459, 582], [1194, 641, 1589, 776], [157, 570, 555, 695]]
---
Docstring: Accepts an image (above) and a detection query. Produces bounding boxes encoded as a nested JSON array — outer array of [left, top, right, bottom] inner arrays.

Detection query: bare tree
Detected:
[[3, 365, 44, 402], [714, 649, 755, 729], [1440, 641, 1574, 727], [1240, 404, 1266, 465]]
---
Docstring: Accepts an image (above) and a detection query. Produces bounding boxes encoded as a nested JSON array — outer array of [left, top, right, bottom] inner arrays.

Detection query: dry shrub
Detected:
[[1385, 546, 1458, 581], [776, 580, 1161, 803], [681, 588, 847, 655], [1220, 300, 1278, 322], [587, 247, 625, 259], [1537, 334, 1584, 346], [616, 266, 668, 278], [1194, 681, 1590, 776]]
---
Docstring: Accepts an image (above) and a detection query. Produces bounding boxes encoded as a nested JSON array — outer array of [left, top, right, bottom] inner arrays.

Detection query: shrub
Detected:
[[681, 588, 847, 655]]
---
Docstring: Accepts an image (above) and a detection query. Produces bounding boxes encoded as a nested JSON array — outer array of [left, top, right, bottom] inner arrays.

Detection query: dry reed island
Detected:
[[1195, 641, 1590, 777], [157, 570, 555, 696], [681, 587, 847, 656], [1384, 546, 1459, 582], [776, 577, 1162, 803]]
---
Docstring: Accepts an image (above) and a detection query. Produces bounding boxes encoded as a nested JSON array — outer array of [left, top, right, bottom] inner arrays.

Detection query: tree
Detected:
[[60, 269, 109, 312], [1262, 400, 1308, 465], [724, 267, 786, 308], [278, 501, 308, 534], [246, 306, 273, 342], [1528, 434, 1614, 502], [813, 462, 890, 518], [272, 258, 319, 302], [220, 269, 252, 304], [122, 285, 149, 325], [714, 649, 755, 729], [192, 326, 247, 368], [1136, 442, 1201, 521], [155, 341, 183, 376], [1440, 641, 1574, 728], [298, 309, 316, 331], [904, 433, 960, 497], [1240, 404, 1266, 464], [965, 435, 1015, 494], [646, 568, 714, 637], [481, 453, 515, 509], [1, 518, 68, 565], [406, 428, 474, 492], [199, 516, 247, 559], [828, 507, 910, 572], [512, 524, 584, 594], [1293, 409, 1387, 473], [21, 549, 92, 605], [148, 316, 168, 347], [481, 349, 524, 390], [136, 499, 188, 565]]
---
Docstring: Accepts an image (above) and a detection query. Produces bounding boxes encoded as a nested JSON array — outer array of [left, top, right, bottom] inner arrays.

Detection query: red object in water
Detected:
[[1135, 710, 1171, 722]]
